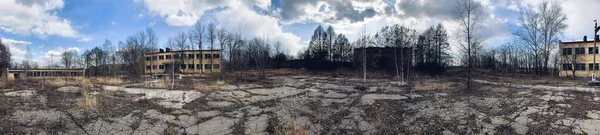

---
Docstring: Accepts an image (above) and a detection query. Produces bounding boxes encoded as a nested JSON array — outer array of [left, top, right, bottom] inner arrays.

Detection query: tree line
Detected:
[[0, 0, 569, 83]]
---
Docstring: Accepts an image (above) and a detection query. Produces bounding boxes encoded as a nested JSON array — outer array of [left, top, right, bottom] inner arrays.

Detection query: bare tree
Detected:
[[174, 32, 188, 73], [358, 26, 368, 82], [454, 0, 484, 91], [207, 23, 216, 73], [120, 28, 157, 77], [0, 38, 10, 81], [217, 27, 228, 73], [326, 26, 335, 61], [540, 1, 567, 74], [187, 31, 196, 76], [193, 22, 206, 74], [21, 45, 33, 69], [166, 38, 176, 89], [61, 50, 77, 69]]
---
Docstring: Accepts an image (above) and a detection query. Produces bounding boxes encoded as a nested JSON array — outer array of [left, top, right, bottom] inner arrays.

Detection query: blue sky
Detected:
[[1, 0, 598, 67]]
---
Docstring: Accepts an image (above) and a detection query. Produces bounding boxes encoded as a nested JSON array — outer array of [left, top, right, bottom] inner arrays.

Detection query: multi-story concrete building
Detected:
[[144, 49, 222, 76], [559, 39, 600, 77]]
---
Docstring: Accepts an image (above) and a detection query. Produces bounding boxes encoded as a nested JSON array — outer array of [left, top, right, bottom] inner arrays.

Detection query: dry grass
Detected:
[[288, 118, 308, 135], [93, 77, 126, 86], [0, 80, 6, 89], [154, 79, 171, 89], [414, 81, 453, 91], [193, 80, 226, 91], [43, 78, 93, 88], [79, 90, 98, 111]]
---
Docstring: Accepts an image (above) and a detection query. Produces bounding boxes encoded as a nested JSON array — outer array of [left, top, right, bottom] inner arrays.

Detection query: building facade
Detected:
[[144, 49, 222, 75], [559, 40, 600, 77], [5, 68, 86, 80]]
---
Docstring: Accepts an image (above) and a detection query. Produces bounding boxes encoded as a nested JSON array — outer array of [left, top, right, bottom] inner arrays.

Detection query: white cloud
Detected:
[[111, 21, 116, 25], [0, 0, 80, 38], [143, 0, 277, 26], [143, 0, 229, 26], [148, 20, 157, 26], [66, 47, 81, 52], [38, 44, 46, 48], [38, 46, 81, 66], [1, 37, 30, 62], [77, 37, 93, 43], [1, 37, 32, 46], [138, 13, 144, 18], [215, 4, 302, 55]]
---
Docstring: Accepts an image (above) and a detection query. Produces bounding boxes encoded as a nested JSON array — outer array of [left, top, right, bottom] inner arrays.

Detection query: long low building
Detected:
[[5, 68, 86, 80]]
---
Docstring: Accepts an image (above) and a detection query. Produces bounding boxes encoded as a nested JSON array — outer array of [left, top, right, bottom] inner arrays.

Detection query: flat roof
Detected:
[[561, 40, 599, 44], [8, 68, 85, 72]]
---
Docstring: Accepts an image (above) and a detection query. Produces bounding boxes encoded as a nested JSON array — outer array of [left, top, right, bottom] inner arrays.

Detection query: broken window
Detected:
[[589, 47, 598, 54]]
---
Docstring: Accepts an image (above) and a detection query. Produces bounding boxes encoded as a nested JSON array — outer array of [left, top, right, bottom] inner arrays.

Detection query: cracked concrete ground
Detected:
[[2, 75, 600, 134]]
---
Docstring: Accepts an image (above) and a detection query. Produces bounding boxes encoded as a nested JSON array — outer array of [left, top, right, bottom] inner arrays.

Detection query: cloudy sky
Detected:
[[0, 0, 598, 66]]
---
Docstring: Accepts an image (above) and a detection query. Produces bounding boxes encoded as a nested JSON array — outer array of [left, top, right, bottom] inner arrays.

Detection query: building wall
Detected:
[[144, 50, 222, 75], [559, 41, 600, 77], [7, 69, 85, 80]]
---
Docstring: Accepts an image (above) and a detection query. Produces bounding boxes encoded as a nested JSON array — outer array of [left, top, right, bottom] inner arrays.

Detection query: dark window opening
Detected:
[[590, 47, 599, 54], [562, 64, 572, 70], [213, 54, 220, 58], [589, 63, 599, 70], [575, 48, 586, 54], [562, 48, 572, 55], [575, 63, 586, 70]]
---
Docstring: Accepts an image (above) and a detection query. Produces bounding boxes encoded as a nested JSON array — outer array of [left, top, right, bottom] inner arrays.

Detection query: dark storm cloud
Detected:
[[395, 0, 458, 19], [278, 0, 320, 22], [328, 0, 377, 23], [278, 0, 380, 23]]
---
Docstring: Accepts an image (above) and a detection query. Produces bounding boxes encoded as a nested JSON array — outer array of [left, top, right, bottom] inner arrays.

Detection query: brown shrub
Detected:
[[193, 80, 226, 91], [93, 77, 126, 86], [414, 81, 453, 91], [43, 78, 93, 88], [79, 90, 98, 111], [288, 118, 308, 135]]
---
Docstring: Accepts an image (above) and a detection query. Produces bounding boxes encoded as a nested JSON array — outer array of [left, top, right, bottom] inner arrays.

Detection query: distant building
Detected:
[[144, 48, 222, 76], [559, 38, 600, 77], [4, 68, 85, 80], [353, 47, 412, 72]]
